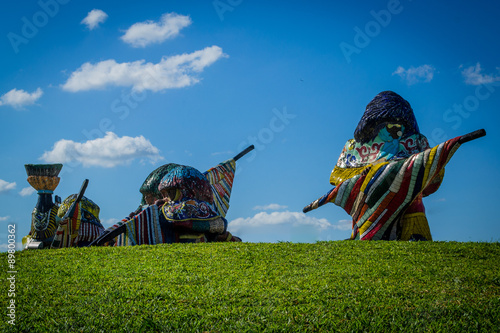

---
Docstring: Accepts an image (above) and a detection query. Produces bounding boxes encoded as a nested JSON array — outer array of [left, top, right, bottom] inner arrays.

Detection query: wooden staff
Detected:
[[61, 179, 89, 221], [233, 145, 255, 161]]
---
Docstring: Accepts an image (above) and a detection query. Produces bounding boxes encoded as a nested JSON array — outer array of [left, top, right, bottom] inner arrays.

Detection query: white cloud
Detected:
[[100, 218, 119, 227], [461, 63, 500, 85], [40, 132, 164, 168], [230, 211, 351, 232], [336, 219, 352, 230], [230, 211, 332, 231], [0, 88, 43, 109], [228, 211, 352, 243], [121, 12, 192, 48], [81, 9, 108, 30], [253, 203, 288, 211], [392, 65, 435, 85], [19, 187, 36, 197], [62, 46, 227, 92], [0, 179, 16, 193], [0, 216, 10, 222], [0, 242, 23, 252], [211, 150, 234, 157]]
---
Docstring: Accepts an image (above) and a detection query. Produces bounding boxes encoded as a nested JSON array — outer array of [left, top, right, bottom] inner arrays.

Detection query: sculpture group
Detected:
[[23, 91, 486, 249], [22, 146, 254, 249]]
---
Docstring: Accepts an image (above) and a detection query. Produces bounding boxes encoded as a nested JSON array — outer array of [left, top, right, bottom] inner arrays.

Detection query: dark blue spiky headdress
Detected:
[[353, 91, 420, 143], [159, 165, 213, 203]]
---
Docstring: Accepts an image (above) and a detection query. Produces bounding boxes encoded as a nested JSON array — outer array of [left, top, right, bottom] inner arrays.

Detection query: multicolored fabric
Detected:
[[159, 165, 213, 203], [308, 137, 462, 240], [107, 199, 232, 247], [106, 220, 128, 246], [162, 199, 226, 234], [110, 203, 227, 246], [120, 205, 164, 246], [169, 217, 227, 234], [57, 194, 101, 222], [51, 201, 81, 248], [30, 205, 59, 241], [334, 133, 431, 170], [331, 133, 431, 185], [99, 160, 241, 247], [51, 195, 104, 248], [204, 159, 236, 217], [162, 198, 219, 221], [75, 219, 104, 244]]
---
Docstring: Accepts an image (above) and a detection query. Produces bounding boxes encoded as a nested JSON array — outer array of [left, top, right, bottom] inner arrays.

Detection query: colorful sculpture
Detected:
[[23, 171, 104, 249], [138, 163, 180, 208], [22, 164, 62, 249], [303, 91, 486, 240], [90, 145, 254, 246], [51, 180, 104, 248]]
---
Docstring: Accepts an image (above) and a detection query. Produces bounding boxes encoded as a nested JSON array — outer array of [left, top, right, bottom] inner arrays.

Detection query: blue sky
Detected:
[[1, 0, 499, 250]]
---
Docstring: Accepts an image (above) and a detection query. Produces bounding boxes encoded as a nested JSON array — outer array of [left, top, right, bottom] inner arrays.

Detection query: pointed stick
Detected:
[[233, 145, 255, 161]]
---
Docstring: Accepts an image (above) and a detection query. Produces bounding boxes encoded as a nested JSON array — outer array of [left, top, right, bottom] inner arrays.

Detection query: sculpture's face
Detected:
[[140, 163, 179, 204], [160, 187, 181, 202], [143, 192, 159, 205], [81, 208, 99, 225], [385, 124, 404, 140]]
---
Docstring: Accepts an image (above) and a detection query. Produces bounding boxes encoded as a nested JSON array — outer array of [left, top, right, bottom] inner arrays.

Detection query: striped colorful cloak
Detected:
[[306, 136, 462, 240]]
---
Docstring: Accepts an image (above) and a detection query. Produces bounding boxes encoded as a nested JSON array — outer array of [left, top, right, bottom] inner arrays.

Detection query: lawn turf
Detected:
[[1, 241, 499, 332]]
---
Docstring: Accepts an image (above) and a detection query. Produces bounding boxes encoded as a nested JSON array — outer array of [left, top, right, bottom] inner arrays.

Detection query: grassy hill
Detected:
[[1, 241, 499, 332]]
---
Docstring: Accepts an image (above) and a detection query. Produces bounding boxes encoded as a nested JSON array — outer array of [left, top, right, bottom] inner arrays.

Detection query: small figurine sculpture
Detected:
[[90, 145, 254, 246], [51, 181, 104, 248], [23, 169, 104, 249], [303, 91, 486, 240], [22, 164, 62, 249]]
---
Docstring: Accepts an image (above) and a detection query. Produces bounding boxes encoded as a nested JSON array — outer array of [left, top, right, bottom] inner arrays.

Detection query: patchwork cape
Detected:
[[305, 136, 462, 240]]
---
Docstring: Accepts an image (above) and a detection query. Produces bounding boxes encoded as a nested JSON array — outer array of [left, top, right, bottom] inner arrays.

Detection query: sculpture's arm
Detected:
[[88, 221, 126, 246], [423, 129, 486, 197]]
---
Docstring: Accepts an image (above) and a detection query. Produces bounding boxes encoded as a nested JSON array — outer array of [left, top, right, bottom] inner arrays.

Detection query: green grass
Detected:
[[1, 241, 499, 332]]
